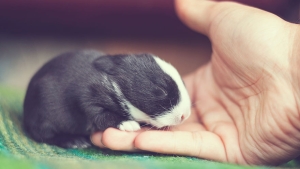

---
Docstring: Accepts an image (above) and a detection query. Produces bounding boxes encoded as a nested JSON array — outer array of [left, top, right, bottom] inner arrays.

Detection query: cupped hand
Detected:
[[91, 0, 300, 165]]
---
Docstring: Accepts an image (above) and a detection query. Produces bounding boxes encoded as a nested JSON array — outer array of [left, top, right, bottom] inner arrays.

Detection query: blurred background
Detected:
[[0, 0, 299, 90]]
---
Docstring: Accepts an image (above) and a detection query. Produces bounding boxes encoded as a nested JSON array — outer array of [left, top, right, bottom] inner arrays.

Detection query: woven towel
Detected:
[[0, 85, 297, 169]]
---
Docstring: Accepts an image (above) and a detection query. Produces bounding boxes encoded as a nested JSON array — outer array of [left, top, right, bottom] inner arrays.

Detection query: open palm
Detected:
[[91, 0, 300, 165]]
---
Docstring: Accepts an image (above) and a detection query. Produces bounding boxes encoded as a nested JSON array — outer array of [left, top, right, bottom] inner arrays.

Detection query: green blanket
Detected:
[[0, 85, 298, 169]]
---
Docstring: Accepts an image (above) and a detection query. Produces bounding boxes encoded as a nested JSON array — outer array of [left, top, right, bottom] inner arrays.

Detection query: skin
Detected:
[[91, 0, 300, 165]]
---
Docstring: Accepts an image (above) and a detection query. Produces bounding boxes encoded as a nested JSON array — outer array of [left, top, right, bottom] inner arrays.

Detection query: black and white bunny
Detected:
[[23, 50, 191, 148]]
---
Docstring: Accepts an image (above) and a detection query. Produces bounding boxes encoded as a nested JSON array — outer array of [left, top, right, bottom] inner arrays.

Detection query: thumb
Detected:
[[175, 0, 217, 35], [134, 130, 227, 162]]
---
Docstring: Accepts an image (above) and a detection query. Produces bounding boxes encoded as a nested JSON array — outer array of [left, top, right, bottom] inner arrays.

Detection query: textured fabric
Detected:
[[0, 85, 298, 169]]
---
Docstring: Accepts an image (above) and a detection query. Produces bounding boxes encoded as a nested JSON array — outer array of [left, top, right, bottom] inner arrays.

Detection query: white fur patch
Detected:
[[118, 120, 141, 132], [153, 57, 191, 126]]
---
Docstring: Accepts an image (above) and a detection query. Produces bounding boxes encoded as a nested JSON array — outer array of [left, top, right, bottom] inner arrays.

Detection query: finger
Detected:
[[90, 132, 106, 148], [175, 0, 217, 35], [135, 130, 227, 162], [93, 128, 146, 151]]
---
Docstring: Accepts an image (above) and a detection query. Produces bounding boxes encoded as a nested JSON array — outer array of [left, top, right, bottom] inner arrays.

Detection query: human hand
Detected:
[[91, 0, 300, 165]]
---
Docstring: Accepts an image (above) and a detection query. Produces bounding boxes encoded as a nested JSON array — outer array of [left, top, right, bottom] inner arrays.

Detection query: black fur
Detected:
[[23, 50, 180, 148]]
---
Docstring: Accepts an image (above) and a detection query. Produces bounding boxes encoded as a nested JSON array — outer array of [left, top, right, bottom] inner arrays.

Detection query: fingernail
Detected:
[[101, 140, 107, 148], [90, 135, 96, 145]]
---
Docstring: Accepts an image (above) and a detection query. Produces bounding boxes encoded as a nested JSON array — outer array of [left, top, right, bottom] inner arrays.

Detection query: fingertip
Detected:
[[102, 127, 144, 151], [133, 131, 150, 150], [91, 128, 125, 148], [90, 131, 106, 148], [174, 0, 187, 22], [174, 0, 217, 35], [101, 128, 121, 148], [92, 127, 151, 151]]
